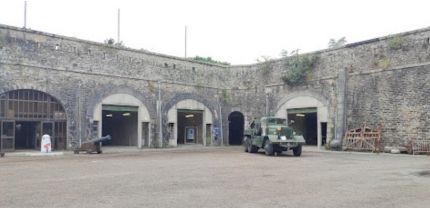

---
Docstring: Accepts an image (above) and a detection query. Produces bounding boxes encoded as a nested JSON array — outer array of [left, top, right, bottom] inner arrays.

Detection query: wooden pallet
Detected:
[[343, 125, 382, 152]]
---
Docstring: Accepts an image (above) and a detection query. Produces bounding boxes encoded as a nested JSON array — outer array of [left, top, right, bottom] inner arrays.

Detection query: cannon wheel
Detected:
[[73, 150, 79, 154]]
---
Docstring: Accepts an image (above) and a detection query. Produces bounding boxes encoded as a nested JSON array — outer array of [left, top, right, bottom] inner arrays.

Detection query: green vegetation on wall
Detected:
[[193, 56, 230, 66], [387, 35, 404, 50], [328, 37, 347, 49], [256, 56, 273, 76], [104, 38, 125, 47], [222, 89, 230, 103], [281, 51, 319, 86], [375, 58, 391, 69]]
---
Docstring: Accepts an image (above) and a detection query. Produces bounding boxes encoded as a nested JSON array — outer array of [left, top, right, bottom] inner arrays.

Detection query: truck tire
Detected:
[[293, 145, 302, 156], [264, 139, 274, 156], [243, 137, 249, 152], [248, 141, 258, 153]]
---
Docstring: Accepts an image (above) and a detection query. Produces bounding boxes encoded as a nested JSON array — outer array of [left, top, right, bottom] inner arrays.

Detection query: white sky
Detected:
[[1, 0, 429, 65]]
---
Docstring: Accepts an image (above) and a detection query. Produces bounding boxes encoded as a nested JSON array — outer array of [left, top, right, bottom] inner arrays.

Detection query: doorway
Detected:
[[101, 105, 138, 146], [15, 122, 38, 149], [321, 122, 327, 146], [228, 111, 244, 145], [288, 108, 318, 145], [177, 110, 203, 144]]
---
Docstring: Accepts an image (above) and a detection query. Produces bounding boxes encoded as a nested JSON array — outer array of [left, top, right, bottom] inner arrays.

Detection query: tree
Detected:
[[328, 37, 347, 48]]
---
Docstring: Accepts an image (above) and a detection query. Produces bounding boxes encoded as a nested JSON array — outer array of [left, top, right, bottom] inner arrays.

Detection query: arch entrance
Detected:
[[0, 89, 67, 151], [228, 111, 244, 145], [167, 99, 213, 147], [92, 94, 150, 148], [275, 95, 330, 149]]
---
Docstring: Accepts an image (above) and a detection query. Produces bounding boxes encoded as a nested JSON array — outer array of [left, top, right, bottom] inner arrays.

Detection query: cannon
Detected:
[[73, 135, 111, 154]]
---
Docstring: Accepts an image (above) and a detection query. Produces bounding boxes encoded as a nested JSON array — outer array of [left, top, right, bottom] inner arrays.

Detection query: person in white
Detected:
[[41, 134, 52, 153]]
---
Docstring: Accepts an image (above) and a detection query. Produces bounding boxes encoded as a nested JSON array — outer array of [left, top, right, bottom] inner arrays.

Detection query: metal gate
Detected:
[[1, 120, 15, 151]]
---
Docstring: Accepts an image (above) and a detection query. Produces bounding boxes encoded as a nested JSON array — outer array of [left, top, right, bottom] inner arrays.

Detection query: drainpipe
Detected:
[[78, 82, 82, 147], [330, 68, 347, 150], [264, 87, 272, 116], [157, 80, 163, 148], [218, 95, 224, 146]]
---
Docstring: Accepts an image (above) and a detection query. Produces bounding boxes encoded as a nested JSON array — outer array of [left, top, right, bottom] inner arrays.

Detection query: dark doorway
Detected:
[[321, 122, 327, 146], [177, 110, 203, 144], [228, 111, 244, 145], [288, 108, 318, 145], [102, 105, 138, 146], [14, 121, 38, 149]]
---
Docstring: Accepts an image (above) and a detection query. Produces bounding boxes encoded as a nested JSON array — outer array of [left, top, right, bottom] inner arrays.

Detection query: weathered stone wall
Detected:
[[1, 23, 430, 149], [347, 65, 430, 147], [0, 24, 229, 148], [228, 26, 430, 149]]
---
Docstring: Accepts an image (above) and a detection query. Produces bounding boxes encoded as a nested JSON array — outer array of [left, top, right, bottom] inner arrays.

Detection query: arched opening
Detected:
[[275, 95, 330, 149], [228, 111, 244, 145], [92, 94, 150, 148], [167, 99, 213, 147], [0, 89, 67, 151]]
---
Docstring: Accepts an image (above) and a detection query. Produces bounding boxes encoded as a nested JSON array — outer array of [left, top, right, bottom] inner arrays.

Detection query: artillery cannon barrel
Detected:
[[90, 135, 111, 144]]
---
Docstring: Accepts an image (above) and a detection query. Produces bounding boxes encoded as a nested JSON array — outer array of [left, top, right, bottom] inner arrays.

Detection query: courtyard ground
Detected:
[[1, 146, 430, 207]]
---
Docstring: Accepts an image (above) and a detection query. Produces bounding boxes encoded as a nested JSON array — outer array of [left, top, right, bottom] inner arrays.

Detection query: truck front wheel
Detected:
[[248, 141, 258, 153], [264, 140, 274, 156], [293, 145, 302, 156]]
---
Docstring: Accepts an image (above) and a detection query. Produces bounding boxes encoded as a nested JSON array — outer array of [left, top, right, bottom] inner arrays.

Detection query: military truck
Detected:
[[243, 117, 305, 156]]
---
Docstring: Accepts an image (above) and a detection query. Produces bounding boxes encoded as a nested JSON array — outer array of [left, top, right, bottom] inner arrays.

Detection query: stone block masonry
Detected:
[[1, 23, 429, 150]]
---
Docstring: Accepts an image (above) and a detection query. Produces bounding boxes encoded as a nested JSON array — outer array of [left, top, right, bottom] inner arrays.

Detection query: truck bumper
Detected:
[[272, 141, 305, 151]]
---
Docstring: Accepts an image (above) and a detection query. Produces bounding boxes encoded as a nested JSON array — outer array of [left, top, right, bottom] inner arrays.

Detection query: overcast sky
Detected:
[[1, 0, 429, 65]]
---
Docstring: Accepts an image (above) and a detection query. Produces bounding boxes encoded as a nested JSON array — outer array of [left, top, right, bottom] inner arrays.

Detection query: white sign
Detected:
[[41, 134, 52, 153]]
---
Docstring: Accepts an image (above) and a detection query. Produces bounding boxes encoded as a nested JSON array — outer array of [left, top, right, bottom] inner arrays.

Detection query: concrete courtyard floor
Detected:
[[1, 146, 430, 207]]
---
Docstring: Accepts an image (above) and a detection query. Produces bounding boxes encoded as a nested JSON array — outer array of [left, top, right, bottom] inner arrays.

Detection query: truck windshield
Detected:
[[266, 118, 286, 125]]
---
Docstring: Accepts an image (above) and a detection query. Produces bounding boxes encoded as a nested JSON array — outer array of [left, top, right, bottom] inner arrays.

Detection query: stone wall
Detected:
[[1, 23, 430, 149]]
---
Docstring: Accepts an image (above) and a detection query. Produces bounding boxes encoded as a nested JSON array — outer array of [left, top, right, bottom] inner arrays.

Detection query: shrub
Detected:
[[281, 53, 319, 86]]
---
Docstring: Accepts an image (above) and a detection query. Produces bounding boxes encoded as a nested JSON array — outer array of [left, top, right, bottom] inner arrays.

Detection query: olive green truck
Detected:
[[243, 117, 305, 156]]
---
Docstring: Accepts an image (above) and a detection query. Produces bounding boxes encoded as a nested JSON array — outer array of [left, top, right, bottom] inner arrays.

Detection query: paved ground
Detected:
[[1, 146, 430, 207]]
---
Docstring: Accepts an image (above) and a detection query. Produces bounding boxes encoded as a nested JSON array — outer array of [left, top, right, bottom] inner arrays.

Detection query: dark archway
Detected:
[[228, 111, 244, 145]]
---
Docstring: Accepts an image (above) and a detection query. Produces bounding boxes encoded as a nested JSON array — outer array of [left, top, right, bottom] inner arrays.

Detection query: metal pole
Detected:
[[117, 8, 120, 43], [218, 96, 224, 146], [24, 1, 27, 28], [78, 83, 82, 147], [158, 80, 163, 147], [185, 26, 187, 58], [265, 93, 269, 116]]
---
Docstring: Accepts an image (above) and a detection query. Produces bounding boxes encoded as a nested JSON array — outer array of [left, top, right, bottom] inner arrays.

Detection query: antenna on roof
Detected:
[[24, 1, 27, 28], [117, 8, 121, 43], [185, 25, 187, 58]]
